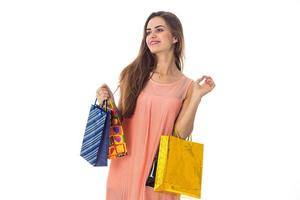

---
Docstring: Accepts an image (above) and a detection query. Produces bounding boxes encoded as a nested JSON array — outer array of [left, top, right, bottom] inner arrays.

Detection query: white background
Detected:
[[0, 0, 299, 199]]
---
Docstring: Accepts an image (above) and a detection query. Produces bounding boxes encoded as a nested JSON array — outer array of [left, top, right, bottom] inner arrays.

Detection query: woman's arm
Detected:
[[174, 82, 202, 139], [174, 75, 216, 139]]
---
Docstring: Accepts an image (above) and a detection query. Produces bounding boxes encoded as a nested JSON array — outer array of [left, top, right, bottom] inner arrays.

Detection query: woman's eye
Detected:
[[146, 28, 163, 36]]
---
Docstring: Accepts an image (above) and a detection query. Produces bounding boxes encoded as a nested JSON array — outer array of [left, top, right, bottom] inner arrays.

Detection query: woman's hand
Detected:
[[96, 84, 115, 106], [192, 75, 216, 101]]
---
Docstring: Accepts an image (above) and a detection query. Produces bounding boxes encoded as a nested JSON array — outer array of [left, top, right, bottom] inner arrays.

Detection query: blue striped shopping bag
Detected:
[[80, 99, 111, 166]]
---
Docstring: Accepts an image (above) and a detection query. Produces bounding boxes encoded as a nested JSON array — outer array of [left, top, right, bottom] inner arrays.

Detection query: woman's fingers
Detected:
[[205, 76, 215, 87], [195, 76, 205, 84], [195, 75, 216, 87], [96, 84, 112, 101]]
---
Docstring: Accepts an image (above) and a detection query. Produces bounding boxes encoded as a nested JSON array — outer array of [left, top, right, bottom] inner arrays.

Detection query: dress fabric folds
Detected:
[[106, 75, 193, 200]]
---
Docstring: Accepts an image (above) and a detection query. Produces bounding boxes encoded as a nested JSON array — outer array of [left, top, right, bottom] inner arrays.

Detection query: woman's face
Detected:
[[145, 17, 178, 54]]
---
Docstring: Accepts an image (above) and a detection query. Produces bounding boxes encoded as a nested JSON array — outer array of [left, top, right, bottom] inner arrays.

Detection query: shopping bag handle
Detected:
[[173, 128, 192, 141], [93, 84, 120, 111], [113, 84, 120, 95], [94, 98, 109, 111], [105, 84, 120, 109]]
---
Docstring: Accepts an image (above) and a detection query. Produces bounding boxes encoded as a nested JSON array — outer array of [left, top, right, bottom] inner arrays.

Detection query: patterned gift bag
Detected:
[[107, 99, 128, 159]]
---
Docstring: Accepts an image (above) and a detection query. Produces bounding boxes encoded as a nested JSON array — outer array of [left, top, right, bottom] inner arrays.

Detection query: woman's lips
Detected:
[[150, 41, 160, 45]]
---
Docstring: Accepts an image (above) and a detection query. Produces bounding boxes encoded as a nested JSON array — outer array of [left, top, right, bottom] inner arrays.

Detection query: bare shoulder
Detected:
[[186, 83, 194, 100], [182, 75, 195, 100]]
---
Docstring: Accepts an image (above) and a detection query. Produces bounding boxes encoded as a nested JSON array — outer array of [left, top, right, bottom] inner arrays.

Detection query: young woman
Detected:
[[96, 11, 215, 200]]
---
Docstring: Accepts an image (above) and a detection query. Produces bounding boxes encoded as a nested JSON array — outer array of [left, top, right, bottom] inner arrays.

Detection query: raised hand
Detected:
[[192, 75, 216, 100]]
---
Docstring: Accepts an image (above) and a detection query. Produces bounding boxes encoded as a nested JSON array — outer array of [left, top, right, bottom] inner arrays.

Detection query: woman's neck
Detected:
[[153, 65, 178, 75], [154, 51, 179, 76]]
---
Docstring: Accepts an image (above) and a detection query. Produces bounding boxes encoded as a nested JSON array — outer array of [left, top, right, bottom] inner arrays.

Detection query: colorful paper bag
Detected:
[[107, 100, 128, 159], [80, 99, 111, 166]]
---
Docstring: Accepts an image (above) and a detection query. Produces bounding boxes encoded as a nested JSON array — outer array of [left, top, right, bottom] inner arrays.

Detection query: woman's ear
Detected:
[[173, 37, 178, 44]]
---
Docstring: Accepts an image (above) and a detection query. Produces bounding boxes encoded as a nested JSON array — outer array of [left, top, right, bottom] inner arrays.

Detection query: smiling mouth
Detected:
[[150, 41, 160, 45]]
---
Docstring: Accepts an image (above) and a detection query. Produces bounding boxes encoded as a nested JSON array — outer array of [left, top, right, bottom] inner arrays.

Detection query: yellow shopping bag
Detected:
[[154, 130, 204, 199]]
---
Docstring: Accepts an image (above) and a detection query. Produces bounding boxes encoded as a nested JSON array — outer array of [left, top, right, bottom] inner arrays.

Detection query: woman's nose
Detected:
[[149, 32, 157, 38]]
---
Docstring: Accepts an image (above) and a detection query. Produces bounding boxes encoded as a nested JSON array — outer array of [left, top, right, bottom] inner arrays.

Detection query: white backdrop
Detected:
[[0, 0, 299, 199]]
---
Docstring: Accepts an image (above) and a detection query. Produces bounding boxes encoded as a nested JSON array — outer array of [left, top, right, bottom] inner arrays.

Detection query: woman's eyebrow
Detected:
[[146, 25, 166, 31]]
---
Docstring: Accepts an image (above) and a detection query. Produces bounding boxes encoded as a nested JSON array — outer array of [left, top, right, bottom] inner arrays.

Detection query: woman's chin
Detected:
[[149, 48, 163, 54]]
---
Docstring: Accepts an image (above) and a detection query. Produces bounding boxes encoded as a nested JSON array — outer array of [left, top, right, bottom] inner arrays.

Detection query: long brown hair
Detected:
[[118, 11, 185, 118]]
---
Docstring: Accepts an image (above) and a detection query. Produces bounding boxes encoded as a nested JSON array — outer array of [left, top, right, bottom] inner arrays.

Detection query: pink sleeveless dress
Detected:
[[106, 74, 193, 200]]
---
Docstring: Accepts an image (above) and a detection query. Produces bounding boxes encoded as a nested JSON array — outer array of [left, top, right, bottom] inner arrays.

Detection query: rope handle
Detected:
[[112, 84, 120, 95], [107, 84, 120, 109], [173, 128, 192, 141], [107, 84, 123, 123]]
